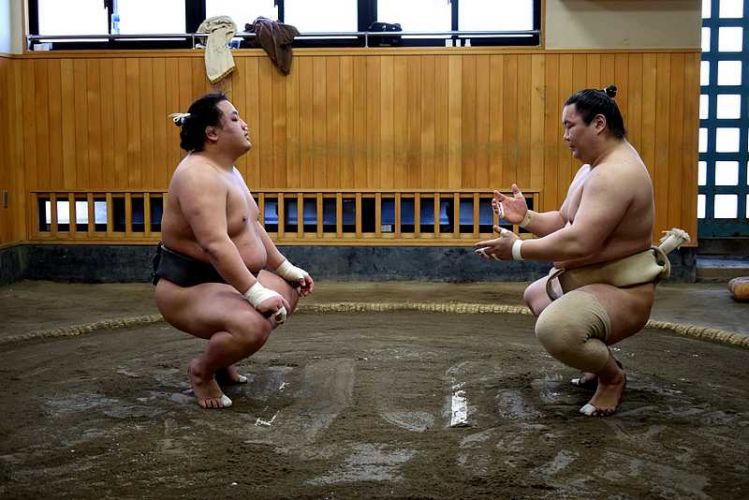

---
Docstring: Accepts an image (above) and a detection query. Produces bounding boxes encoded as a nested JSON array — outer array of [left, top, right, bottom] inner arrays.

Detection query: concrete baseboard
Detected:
[[698, 238, 749, 258], [0, 244, 698, 284], [697, 258, 749, 282], [0, 245, 28, 285], [279, 246, 552, 282], [23, 245, 156, 283]]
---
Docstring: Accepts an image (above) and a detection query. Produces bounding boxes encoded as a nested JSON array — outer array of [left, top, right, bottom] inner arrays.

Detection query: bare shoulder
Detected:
[[593, 144, 651, 186], [171, 157, 225, 193]]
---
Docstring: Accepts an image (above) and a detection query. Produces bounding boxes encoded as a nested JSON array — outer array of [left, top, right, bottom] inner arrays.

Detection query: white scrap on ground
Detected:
[[255, 411, 279, 427], [450, 385, 469, 427]]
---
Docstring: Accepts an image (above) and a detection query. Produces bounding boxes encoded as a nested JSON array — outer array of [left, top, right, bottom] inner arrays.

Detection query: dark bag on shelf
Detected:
[[368, 21, 402, 46]]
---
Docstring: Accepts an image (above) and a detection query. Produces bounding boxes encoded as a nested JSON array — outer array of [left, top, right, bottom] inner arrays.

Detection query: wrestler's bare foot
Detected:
[[188, 359, 232, 409], [216, 365, 248, 386], [579, 361, 626, 417]]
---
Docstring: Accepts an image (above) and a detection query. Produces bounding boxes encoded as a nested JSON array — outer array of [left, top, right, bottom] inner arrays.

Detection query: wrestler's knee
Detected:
[[523, 279, 550, 317], [232, 314, 273, 355], [523, 287, 539, 316], [522, 285, 534, 310], [534, 290, 611, 372], [534, 300, 581, 361]]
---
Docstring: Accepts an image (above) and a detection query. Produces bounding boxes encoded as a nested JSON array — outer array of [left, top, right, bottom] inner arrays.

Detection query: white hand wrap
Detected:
[[275, 259, 309, 282], [243, 282, 287, 323], [511, 239, 524, 261], [519, 210, 533, 229]]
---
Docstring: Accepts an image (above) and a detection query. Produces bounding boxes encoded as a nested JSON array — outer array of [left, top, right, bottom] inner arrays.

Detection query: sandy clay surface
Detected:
[[1, 306, 748, 499]]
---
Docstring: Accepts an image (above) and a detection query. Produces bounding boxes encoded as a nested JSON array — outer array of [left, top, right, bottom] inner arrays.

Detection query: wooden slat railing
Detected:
[[29, 189, 540, 245]]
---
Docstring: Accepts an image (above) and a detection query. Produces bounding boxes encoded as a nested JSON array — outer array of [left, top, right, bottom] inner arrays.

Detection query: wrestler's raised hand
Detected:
[[492, 184, 528, 225], [243, 282, 291, 325], [473, 226, 517, 261]]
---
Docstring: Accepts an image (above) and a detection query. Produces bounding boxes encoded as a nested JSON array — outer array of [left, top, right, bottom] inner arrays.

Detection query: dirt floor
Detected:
[[1, 280, 748, 499]]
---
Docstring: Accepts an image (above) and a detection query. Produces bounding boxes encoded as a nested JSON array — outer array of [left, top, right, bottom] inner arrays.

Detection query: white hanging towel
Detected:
[[197, 16, 237, 84]]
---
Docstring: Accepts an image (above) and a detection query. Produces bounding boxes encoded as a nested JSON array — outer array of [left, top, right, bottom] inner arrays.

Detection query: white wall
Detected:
[[0, 0, 11, 53], [546, 0, 702, 49], [0, 0, 23, 54]]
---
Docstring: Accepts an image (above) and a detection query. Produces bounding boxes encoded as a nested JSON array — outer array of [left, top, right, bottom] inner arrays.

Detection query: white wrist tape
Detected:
[[243, 281, 281, 308], [275, 259, 309, 282], [519, 210, 533, 229], [511, 239, 524, 261]]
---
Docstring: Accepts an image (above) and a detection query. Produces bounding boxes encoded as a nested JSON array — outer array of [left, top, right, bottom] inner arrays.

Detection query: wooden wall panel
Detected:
[[542, 54, 560, 211], [392, 56, 407, 189], [0, 56, 11, 246], [6, 48, 700, 244], [433, 56, 450, 189], [1, 56, 25, 247], [339, 56, 354, 189], [488, 55, 504, 190], [681, 53, 700, 229]]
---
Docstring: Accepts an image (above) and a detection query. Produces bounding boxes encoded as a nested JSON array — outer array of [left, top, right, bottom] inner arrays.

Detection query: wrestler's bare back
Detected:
[[556, 140, 654, 270], [160, 154, 268, 273]]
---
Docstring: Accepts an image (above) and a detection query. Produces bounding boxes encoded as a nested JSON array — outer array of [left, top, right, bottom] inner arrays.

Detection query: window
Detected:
[[374, 0, 538, 46], [28, 0, 540, 49], [38, 198, 108, 233], [459, 0, 534, 32], [263, 198, 279, 232], [699, 0, 749, 237], [36, 0, 108, 42], [377, 0, 451, 38], [206, 0, 278, 28], [116, 0, 186, 35], [283, 198, 318, 232], [322, 198, 337, 233], [286, 0, 358, 34], [29, 0, 194, 49]]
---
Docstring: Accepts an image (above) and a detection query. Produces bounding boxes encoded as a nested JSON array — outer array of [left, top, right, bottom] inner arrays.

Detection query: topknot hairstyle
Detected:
[[564, 84, 626, 139], [173, 93, 229, 152], [603, 85, 617, 98]]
